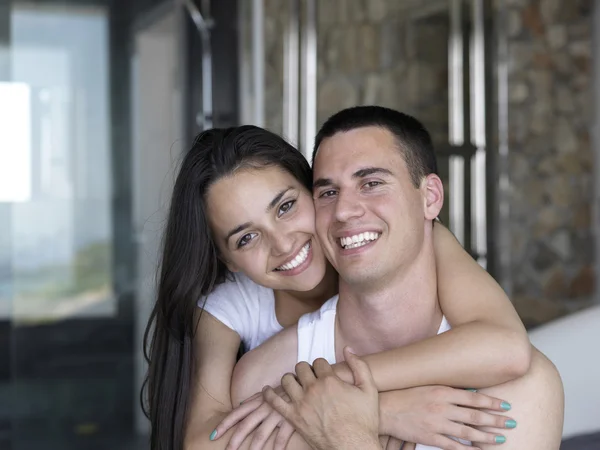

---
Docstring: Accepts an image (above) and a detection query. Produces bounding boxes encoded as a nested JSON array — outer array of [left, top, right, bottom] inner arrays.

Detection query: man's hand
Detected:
[[379, 386, 516, 449], [263, 347, 380, 450]]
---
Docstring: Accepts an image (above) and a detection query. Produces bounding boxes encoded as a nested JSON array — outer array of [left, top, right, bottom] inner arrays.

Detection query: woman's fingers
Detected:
[[384, 436, 403, 450], [273, 422, 295, 450], [225, 403, 271, 450], [427, 435, 478, 450], [451, 405, 516, 430], [248, 411, 282, 450], [440, 419, 505, 447], [454, 389, 512, 413], [214, 395, 263, 439]]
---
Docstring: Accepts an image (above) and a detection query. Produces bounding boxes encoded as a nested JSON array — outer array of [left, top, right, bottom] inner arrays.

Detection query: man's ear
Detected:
[[422, 174, 444, 220]]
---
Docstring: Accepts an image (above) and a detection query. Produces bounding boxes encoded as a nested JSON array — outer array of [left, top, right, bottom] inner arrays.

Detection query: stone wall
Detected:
[[502, 0, 595, 327], [263, 0, 450, 144], [259, 0, 597, 327]]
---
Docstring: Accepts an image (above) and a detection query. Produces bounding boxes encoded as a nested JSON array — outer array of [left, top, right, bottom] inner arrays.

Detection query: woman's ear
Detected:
[[422, 174, 444, 220], [225, 260, 240, 273]]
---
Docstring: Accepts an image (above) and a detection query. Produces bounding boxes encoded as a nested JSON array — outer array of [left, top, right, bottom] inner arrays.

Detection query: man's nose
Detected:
[[334, 190, 365, 223]]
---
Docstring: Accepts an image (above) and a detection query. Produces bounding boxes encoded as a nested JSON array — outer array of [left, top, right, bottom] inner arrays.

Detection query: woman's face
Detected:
[[206, 165, 328, 292]]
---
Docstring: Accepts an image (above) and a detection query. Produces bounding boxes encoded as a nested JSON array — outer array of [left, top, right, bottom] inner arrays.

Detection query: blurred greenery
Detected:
[[14, 241, 112, 302]]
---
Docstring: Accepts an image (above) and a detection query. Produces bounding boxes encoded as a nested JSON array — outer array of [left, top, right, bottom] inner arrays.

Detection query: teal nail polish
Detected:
[[501, 401, 511, 411], [465, 388, 478, 392], [505, 419, 517, 429], [209, 430, 217, 441], [495, 435, 507, 444]]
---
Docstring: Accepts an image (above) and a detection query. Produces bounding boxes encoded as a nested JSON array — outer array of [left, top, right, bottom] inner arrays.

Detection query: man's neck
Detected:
[[335, 238, 443, 359]]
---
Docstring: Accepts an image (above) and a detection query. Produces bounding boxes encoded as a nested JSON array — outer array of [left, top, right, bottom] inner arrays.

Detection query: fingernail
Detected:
[[495, 435, 506, 444], [501, 401, 511, 411], [505, 419, 517, 429], [209, 430, 217, 441], [465, 388, 478, 392]]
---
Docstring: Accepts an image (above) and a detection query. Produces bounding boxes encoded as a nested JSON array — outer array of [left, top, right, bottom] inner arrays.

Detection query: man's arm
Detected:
[[332, 225, 532, 391]]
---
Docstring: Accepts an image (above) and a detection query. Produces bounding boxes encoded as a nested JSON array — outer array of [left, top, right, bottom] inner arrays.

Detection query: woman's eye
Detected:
[[278, 200, 295, 217], [238, 233, 257, 248]]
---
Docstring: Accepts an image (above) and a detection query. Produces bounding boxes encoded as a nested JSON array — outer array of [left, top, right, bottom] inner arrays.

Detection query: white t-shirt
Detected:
[[199, 272, 283, 352], [297, 295, 470, 450]]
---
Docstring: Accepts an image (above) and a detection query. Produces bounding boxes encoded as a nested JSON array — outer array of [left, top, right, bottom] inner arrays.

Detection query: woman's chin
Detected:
[[275, 264, 327, 292]]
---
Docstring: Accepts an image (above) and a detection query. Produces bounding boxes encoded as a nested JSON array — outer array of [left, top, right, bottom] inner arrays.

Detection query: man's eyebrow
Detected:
[[353, 167, 394, 178], [266, 187, 292, 212], [225, 222, 252, 243], [313, 178, 333, 190]]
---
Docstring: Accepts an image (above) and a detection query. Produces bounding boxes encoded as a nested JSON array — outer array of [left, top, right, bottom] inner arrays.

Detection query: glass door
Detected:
[[0, 1, 140, 448]]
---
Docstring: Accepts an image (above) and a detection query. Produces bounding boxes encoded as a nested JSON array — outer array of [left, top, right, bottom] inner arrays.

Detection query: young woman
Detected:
[[143, 125, 562, 450]]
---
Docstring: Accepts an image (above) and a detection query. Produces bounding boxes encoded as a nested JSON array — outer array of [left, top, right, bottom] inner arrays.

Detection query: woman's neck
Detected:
[[274, 263, 338, 327]]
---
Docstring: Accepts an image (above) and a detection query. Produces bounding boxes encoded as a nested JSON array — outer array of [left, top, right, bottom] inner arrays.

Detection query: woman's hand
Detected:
[[380, 386, 516, 449], [212, 387, 295, 450]]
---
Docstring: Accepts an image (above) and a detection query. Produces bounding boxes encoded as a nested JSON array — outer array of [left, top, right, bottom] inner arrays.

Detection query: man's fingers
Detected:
[[213, 396, 263, 439], [401, 442, 416, 450], [343, 346, 376, 393], [280, 372, 304, 402], [312, 358, 334, 378], [295, 361, 316, 387], [263, 386, 294, 420]]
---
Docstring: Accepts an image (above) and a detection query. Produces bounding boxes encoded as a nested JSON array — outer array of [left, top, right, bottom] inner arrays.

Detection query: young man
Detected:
[[229, 107, 564, 449]]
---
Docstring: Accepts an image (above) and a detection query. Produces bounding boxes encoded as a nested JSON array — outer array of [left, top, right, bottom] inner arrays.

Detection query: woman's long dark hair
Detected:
[[142, 125, 312, 450]]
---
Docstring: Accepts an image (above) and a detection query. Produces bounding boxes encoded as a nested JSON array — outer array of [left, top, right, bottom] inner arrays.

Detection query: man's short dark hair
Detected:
[[312, 106, 438, 187]]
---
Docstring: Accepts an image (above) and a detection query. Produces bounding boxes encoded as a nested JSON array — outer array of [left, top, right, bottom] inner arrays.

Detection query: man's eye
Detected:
[[319, 190, 337, 198], [278, 200, 295, 217], [238, 233, 257, 248], [364, 181, 382, 188]]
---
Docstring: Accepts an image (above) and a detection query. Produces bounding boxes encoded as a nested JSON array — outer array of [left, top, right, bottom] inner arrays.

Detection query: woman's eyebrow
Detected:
[[266, 187, 293, 212], [225, 187, 293, 244], [226, 222, 252, 243]]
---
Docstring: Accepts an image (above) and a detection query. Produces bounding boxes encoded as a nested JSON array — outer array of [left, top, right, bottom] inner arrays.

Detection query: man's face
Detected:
[[312, 126, 440, 287]]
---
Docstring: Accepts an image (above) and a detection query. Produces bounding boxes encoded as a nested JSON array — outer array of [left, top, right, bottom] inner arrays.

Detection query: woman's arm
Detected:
[[186, 311, 311, 450], [184, 310, 241, 447], [332, 224, 532, 391]]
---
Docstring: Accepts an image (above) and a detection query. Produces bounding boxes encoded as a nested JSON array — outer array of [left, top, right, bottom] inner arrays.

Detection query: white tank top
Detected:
[[297, 295, 470, 450]]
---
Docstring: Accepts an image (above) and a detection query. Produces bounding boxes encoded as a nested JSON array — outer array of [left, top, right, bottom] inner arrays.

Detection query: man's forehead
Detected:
[[313, 127, 401, 176]]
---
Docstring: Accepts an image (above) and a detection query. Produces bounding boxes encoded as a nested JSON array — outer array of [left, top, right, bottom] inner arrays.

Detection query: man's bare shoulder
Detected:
[[231, 325, 299, 405]]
